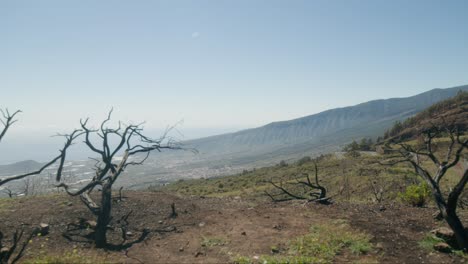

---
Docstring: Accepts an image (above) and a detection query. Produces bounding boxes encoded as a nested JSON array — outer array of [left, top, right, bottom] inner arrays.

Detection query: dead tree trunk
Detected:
[[95, 183, 112, 248], [384, 124, 468, 251]]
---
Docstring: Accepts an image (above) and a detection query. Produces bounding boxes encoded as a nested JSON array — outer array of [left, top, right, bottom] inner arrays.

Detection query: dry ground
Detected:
[[0, 191, 466, 263]]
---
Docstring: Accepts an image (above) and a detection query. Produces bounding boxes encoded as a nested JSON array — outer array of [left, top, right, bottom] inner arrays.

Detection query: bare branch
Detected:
[[0, 109, 21, 144]]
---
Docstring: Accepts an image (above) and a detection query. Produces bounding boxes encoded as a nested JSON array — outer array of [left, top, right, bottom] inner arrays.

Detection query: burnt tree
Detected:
[[384, 125, 468, 251], [0, 108, 78, 264], [55, 110, 181, 248], [265, 161, 330, 204], [0, 108, 79, 187]]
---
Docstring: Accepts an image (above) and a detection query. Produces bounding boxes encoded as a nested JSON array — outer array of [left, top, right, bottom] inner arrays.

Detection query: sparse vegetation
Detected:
[[24, 250, 111, 264], [233, 220, 373, 263], [398, 182, 431, 207], [201, 236, 228, 247], [384, 90, 468, 140], [419, 233, 446, 251]]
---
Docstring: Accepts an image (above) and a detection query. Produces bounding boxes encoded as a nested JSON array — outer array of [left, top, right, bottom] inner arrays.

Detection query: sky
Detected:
[[1, 0, 468, 162]]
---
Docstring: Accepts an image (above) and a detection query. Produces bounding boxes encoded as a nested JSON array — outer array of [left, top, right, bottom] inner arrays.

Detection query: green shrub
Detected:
[[398, 183, 431, 207], [297, 156, 312, 166]]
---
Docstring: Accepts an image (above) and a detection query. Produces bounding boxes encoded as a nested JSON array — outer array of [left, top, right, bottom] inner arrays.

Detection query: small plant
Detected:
[[297, 156, 312, 166], [24, 250, 111, 264], [398, 183, 431, 207], [419, 233, 445, 251], [278, 160, 288, 167], [201, 236, 227, 247], [233, 221, 373, 263]]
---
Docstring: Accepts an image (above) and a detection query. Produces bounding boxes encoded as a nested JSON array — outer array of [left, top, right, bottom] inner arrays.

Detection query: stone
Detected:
[[375, 242, 384, 251], [432, 211, 443, 221], [126, 231, 133, 237], [37, 223, 49, 236], [430, 227, 454, 241], [198, 222, 205, 227], [194, 251, 204, 257], [85, 220, 97, 229], [433, 242, 452, 253], [241, 231, 247, 236]]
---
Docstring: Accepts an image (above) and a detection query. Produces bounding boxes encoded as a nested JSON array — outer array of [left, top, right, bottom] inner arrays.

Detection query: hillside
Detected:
[[185, 85, 468, 161], [1, 85, 467, 190], [1, 191, 463, 263], [384, 91, 468, 141], [0, 160, 42, 176], [1, 90, 468, 263]]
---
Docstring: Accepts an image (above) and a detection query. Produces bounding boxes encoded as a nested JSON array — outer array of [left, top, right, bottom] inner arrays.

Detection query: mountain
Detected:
[[1, 85, 467, 189], [185, 85, 468, 163], [0, 160, 42, 176]]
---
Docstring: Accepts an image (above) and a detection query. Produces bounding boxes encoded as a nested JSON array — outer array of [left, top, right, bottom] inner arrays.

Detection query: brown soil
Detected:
[[0, 191, 466, 263]]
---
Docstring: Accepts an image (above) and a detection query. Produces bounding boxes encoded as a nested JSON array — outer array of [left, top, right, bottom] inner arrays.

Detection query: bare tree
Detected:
[[357, 167, 389, 204], [265, 161, 331, 204], [0, 108, 81, 264], [54, 110, 181, 248], [1, 187, 15, 198], [384, 125, 468, 251]]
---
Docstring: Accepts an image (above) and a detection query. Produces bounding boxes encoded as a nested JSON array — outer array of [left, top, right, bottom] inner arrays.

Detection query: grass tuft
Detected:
[[232, 220, 373, 263]]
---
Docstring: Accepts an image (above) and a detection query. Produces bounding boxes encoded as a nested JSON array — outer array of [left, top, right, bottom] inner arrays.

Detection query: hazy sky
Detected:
[[1, 0, 468, 145]]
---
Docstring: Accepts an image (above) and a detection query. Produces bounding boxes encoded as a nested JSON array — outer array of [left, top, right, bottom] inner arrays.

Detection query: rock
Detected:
[[158, 220, 164, 225], [126, 231, 133, 237], [194, 251, 204, 257], [179, 247, 184, 252], [241, 231, 247, 236], [273, 224, 283, 230], [85, 220, 97, 229], [432, 211, 443, 221], [433, 242, 452, 253], [1, 247, 10, 254], [36, 223, 49, 236], [66, 201, 73, 207], [375, 242, 384, 251], [199, 222, 205, 227], [430, 227, 454, 241]]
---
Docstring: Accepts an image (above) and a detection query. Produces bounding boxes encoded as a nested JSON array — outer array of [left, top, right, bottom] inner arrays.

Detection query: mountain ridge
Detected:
[[186, 85, 468, 157]]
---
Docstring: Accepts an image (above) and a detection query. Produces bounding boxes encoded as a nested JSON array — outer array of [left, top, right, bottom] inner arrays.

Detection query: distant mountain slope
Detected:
[[0, 160, 42, 176], [1, 85, 467, 187], [187, 85, 468, 159]]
